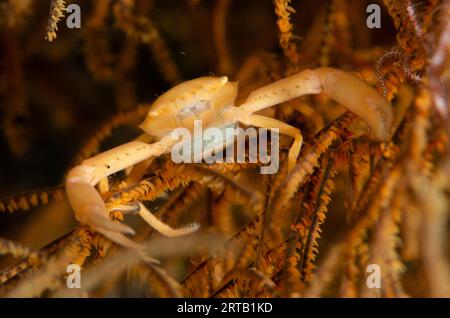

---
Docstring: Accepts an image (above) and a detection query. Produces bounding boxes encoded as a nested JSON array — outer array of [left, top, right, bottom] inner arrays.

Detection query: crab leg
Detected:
[[237, 67, 393, 141], [65, 136, 175, 249], [238, 114, 302, 172], [137, 203, 199, 237]]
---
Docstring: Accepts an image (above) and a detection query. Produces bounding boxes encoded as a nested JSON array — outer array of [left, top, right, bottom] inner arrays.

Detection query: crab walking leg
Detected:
[[127, 159, 153, 184], [137, 203, 200, 237], [239, 67, 393, 141], [65, 136, 176, 249], [238, 115, 303, 172], [109, 202, 140, 214], [239, 69, 322, 114]]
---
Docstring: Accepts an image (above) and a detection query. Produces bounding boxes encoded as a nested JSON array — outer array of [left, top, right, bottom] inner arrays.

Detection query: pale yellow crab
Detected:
[[66, 67, 392, 250]]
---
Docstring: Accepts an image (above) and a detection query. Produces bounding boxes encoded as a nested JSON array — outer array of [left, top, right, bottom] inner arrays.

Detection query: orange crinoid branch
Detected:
[[0, 0, 449, 298], [45, 0, 66, 42]]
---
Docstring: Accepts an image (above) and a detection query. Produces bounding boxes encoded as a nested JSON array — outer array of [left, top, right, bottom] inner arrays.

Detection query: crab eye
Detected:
[[219, 76, 228, 85], [177, 99, 211, 120]]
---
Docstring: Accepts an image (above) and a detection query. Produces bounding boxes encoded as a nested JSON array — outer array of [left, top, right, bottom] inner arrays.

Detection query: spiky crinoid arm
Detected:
[[45, 0, 66, 42]]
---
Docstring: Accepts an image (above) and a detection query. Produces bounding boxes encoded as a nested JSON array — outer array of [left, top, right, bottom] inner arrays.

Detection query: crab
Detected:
[[66, 67, 392, 251]]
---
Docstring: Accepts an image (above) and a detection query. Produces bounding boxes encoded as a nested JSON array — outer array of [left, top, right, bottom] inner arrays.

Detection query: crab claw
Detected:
[[65, 171, 140, 250]]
